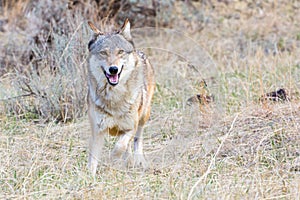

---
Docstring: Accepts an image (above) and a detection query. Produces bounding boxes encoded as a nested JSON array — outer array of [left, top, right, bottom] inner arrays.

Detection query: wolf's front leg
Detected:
[[87, 115, 105, 176], [133, 125, 148, 169], [88, 132, 105, 175]]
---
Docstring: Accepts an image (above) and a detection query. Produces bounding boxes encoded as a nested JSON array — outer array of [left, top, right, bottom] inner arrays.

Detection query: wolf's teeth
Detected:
[[109, 75, 118, 83]]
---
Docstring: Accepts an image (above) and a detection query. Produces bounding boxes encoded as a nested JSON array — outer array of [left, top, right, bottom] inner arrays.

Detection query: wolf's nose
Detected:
[[109, 66, 118, 75]]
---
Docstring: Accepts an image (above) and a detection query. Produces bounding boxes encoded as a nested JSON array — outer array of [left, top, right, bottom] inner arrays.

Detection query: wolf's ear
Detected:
[[88, 21, 103, 35], [120, 18, 132, 41]]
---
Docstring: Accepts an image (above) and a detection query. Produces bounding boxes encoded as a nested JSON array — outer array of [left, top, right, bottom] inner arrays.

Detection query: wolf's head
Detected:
[[88, 19, 135, 86]]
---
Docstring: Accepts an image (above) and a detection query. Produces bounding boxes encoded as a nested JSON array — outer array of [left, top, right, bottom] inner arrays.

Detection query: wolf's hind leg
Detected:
[[123, 142, 133, 167], [112, 131, 134, 161], [133, 125, 148, 169]]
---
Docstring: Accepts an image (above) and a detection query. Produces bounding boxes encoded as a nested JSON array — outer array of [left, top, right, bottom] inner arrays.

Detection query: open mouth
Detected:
[[102, 66, 123, 86]]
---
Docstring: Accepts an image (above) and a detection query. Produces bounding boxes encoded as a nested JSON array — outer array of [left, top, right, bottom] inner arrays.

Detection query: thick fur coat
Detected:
[[87, 19, 155, 175]]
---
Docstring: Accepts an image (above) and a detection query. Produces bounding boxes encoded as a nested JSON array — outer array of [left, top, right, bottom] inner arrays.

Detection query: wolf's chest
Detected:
[[108, 126, 124, 136]]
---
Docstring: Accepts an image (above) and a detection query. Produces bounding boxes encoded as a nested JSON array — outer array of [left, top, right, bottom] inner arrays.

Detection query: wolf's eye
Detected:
[[99, 51, 108, 56], [118, 50, 124, 54]]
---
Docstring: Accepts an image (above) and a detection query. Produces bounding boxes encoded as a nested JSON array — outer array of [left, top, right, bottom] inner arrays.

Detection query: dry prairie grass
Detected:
[[0, 0, 300, 199]]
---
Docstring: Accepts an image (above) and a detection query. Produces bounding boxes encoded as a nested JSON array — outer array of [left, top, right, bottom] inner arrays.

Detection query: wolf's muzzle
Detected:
[[102, 65, 124, 86], [109, 66, 118, 75]]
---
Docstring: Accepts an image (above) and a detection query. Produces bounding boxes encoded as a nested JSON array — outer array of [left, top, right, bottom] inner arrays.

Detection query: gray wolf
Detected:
[[87, 19, 155, 175]]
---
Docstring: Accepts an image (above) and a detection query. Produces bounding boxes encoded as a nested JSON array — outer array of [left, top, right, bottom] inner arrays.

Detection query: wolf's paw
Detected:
[[109, 156, 127, 170], [87, 159, 98, 176], [133, 154, 149, 170]]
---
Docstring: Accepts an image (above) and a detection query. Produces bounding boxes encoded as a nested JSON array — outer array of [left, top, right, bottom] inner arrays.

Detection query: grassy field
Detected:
[[0, 0, 300, 199]]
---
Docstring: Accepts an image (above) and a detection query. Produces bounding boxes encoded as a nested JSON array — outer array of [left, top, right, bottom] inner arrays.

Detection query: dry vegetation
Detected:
[[0, 0, 300, 199]]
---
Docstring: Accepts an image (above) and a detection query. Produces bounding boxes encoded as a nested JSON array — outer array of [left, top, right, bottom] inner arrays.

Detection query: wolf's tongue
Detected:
[[109, 74, 118, 83]]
